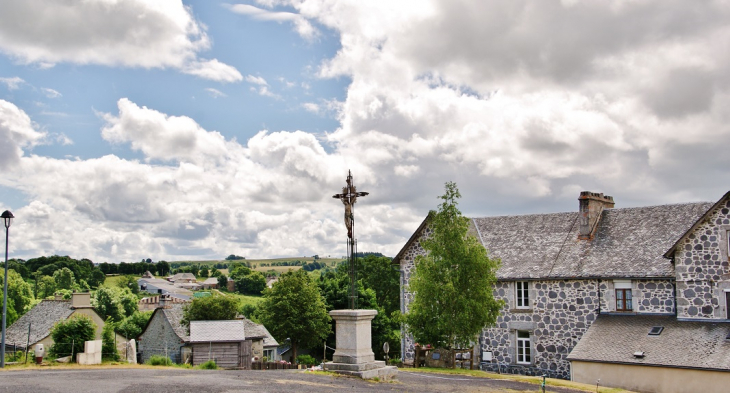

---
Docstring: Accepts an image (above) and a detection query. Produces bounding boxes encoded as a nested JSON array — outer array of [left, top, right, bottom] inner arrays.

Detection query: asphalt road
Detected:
[[0, 368, 588, 393]]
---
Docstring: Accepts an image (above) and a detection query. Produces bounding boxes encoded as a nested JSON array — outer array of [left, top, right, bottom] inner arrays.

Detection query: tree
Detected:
[[102, 318, 119, 361], [53, 267, 75, 290], [116, 311, 153, 339], [115, 275, 139, 294], [199, 267, 209, 278], [181, 294, 239, 327], [37, 275, 57, 299], [92, 286, 124, 322], [258, 270, 331, 362], [0, 269, 34, 325], [235, 271, 266, 295], [48, 314, 96, 360], [404, 182, 502, 349], [157, 261, 170, 276], [357, 255, 400, 317], [217, 275, 228, 290]]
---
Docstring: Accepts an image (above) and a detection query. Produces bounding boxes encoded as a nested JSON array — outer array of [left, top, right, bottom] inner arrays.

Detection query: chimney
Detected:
[[578, 191, 615, 240], [71, 292, 92, 308]]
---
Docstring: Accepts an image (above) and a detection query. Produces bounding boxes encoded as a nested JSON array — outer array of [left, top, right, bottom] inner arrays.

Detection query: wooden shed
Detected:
[[189, 320, 252, 369]]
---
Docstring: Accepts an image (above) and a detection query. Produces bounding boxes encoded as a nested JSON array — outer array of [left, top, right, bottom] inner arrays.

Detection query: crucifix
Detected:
[[332, 170, 369, 309]]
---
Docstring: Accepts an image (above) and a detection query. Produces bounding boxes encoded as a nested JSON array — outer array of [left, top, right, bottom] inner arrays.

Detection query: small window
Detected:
[[516, 331, 531, 364], [616, 288, 633, 311], [648, 326, 664, 336], [516, 281, 530, 309]]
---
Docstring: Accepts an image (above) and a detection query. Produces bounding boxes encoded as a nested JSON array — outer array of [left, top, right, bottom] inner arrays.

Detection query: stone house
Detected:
[[394, 190, 730, 390], [2, 292, 125, 357], [137, 303, 190, 364]]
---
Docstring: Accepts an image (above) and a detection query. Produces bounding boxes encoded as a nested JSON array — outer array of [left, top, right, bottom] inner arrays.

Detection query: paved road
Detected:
[[0, 368, 587, 393]]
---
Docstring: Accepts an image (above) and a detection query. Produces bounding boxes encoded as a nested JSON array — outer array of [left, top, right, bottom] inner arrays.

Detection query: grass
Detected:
[[101, 275, 128, 288], [400, 368, 635, 393], [214, 290, 264, 307]]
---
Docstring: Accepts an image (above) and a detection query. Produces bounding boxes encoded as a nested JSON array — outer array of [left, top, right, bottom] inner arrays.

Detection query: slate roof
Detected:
[[471, 202, 713, 279], [567, 314, 730, 371], [2, 300, 74, 349], [241, 318, 278, 347], [189, 320, 245, 343], [158, 304, 189, 342]]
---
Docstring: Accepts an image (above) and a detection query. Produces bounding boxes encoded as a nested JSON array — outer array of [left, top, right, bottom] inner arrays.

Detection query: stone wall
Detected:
[[398, 226, 431, 362], [674, 199, 730, 319], [138, 311, 186, 364]]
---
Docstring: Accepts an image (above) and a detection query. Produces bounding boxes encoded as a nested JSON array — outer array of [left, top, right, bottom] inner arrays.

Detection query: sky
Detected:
[[0, 0, 729, 263]]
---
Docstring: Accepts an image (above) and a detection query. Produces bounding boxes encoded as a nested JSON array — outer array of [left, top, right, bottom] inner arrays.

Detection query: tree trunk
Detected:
[[291, 342, 298, 364]]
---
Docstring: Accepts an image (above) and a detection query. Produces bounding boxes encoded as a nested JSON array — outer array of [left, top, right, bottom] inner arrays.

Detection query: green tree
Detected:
[[404, 182, 502, 349], [235, 271, 266, 295], [0, 269, 34, 325], [37, 275, 57, 299], [48, 314, 96, 360], [217, 275, 228, 290], [102, 318, 119, 361], [116, 275, 139, 295], [199, 267, 209, 278], [88, 269, 106, 288], [258, 270, 331, 362], [92, 286, 124, 322], [157, 261, 170, 276], [53, 267, 75, 290], [181, 294, 239, 327], [115, 311, 153, 339], [357, 255, 400, 317]]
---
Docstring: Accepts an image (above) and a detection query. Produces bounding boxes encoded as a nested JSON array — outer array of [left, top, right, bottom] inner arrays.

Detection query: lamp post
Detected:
[[1, 210, 14, 368]]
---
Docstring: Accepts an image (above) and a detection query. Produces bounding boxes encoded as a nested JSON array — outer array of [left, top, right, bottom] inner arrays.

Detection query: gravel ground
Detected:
[[0, 368, 589, 393]]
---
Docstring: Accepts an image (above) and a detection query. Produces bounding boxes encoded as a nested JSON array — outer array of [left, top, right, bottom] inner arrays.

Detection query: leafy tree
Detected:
[[157, 261, 170, 276], [357, 255, 400, 317], [404, 182, 502, 349], [117, 288, 138, 318], [0, 269, 34, 324], [258, 270, 331, 362], [182, 294, 239, 327], [102, 318, 119, 361], [48, 314, 96, 360], [116, 275, 139, 295], [37, 275, 57, 299], [53, 267, 75, 290], [199, 267, 209, 278], [92, 286, 124, 322], [115, 311, 153, 339], [235, 271, 266, 295], [217, 275, 228, 290], [88, 269, 106, 288]]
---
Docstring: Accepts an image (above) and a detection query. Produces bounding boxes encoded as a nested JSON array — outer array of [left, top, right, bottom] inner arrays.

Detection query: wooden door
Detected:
[[239, 340, 252, 370]]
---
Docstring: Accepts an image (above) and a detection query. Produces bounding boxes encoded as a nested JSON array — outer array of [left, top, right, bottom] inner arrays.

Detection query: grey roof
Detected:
[[241, 318, 278, 347], [2, 300, 74, 348], [472, 202, 712, 279], [664, 191, 730, 258], [190, 320, 245, 343], [567, 315, 730, 371], [202, 277, 218, 285], [158, 304, 189, 342]]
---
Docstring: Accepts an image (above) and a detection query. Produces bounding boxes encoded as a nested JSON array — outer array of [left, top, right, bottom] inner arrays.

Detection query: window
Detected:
[[516, 331, 531, 364], [616, 288, 633, 311], [516, 281, 530, 309]]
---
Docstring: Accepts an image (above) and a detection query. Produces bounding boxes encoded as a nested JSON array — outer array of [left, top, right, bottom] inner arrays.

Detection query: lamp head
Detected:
[[1, 210, 13, 229]]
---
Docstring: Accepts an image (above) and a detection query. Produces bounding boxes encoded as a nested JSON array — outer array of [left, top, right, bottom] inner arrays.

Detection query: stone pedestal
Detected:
[[326, 310, 398, 380]]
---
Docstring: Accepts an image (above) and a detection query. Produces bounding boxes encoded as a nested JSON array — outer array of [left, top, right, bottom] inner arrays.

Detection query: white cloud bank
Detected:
[[0, 0, 242, 82], [2, 0, 730, 262]]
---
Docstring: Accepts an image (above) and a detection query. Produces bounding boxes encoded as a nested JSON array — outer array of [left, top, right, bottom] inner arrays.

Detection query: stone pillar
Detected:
[[327, 309, 398, 380]]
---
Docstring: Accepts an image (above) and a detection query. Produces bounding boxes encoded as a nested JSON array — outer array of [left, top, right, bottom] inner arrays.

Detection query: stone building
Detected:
[[394, 190, 730, 387]]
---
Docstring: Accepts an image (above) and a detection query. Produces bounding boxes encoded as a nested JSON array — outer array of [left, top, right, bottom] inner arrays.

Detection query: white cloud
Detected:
[[302, 102, 320, 113], [0, 99, 46, 169], [227, 3, 319, 40], [41, 87, 61, 98], [205, 87, 227, 98], [0, 76, 24, 90], [245, 75, 268, 85], [0, 0, 241, 82]]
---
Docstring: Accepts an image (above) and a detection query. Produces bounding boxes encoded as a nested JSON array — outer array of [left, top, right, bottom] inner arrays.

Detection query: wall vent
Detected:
[[648, 326, 664, 336], [633, 351, 645, 358]]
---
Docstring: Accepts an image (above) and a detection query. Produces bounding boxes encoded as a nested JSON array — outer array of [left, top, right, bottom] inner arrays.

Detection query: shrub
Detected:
[[198, 360, 217, 369], [102, 319, 119, 361], [48, 314, 96, 360], [296, 354, 317, 367], [146, 355, 173, 366]]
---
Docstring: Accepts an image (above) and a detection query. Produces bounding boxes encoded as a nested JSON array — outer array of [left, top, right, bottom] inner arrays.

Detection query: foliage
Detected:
[[182, 294, 239, 327], [0, 269, 34, 324], [115, 311, 153, 339], [226, 254, 246, 260], [296, 354, 317, 366], [36, 275, 57, 299], [199, 267, 209, 278], [198, 360, 218, 369], [48, 314, 96, 360], [240, 303, 259, 321], [102, 318, 119, 361], [26, 255, 103, 289], [217, 275, 228, 290], [234, 270, 266, 295], [92, 286, 137, 322], [357, 255, 400, 317], [258, 270, 331, 361], [404, 182, 502, 349], [146, 355, 173, 366], [52, 267, 75, 290], [115, 275, 140, 295]]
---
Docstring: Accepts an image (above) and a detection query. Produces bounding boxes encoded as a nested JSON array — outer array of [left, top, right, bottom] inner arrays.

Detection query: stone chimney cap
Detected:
[[579, 191, 614, 202]]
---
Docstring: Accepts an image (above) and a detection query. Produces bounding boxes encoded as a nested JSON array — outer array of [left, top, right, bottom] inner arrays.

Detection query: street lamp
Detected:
[[1, 210, 14, 368]]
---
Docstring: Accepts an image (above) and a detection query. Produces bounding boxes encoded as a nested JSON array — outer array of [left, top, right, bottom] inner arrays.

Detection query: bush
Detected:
[[146, 355, 173, 366], [48, 314, 96, 360], [102, 319, 119, 361], [198, 360, 217, 369], [296, 354, 317, 367]]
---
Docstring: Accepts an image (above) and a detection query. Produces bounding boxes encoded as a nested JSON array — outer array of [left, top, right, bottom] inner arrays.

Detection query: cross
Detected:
[[332, 170, 368, 309]]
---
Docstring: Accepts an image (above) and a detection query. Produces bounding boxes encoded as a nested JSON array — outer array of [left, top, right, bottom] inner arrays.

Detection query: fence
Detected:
[[251, 361, 300, 370]]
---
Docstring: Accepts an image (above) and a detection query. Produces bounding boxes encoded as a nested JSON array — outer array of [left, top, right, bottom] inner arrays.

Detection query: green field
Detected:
[[169, 257, 343, 273]]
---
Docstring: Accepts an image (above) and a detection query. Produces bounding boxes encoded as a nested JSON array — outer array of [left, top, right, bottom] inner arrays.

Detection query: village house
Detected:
[[394, 191, 730, 393], [137, 294, 189, 312], [2, 292, 125, 356]]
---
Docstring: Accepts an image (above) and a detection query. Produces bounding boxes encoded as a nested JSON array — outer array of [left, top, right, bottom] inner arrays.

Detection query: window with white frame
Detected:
[[614, 280, 633, 312], [516, 281, 530, 309], [516, 331, 531, 364]]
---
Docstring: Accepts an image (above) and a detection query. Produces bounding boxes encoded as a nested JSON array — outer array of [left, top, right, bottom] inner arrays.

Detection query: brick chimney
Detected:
[[578, 191, 615, 240]]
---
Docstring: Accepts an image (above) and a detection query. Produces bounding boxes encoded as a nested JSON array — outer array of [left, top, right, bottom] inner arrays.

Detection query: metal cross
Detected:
[[332, 170, 368, 308]]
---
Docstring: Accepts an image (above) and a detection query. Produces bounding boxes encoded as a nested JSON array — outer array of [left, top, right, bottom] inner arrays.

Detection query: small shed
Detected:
[[190, 320, 252, 369]]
